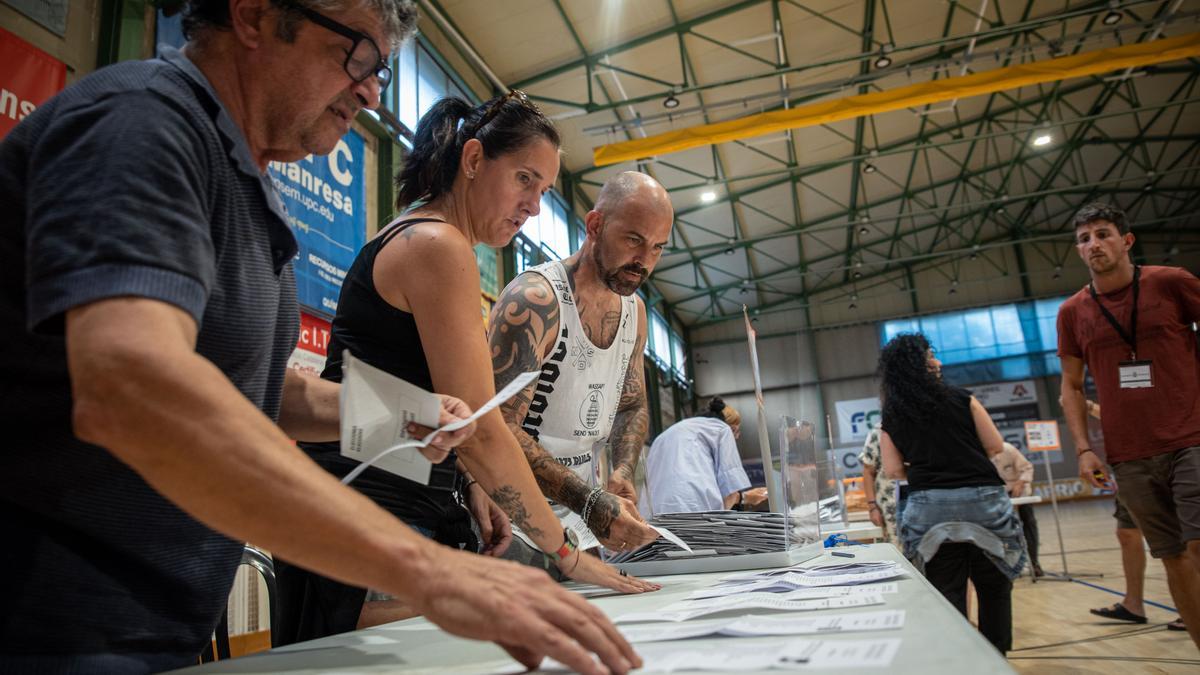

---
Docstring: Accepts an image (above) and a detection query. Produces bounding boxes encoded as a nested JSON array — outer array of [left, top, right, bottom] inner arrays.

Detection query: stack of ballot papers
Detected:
[[605, 511, 815, 563]]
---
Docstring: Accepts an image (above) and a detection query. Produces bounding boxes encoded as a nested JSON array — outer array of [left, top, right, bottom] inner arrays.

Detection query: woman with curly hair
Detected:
[[878, 333, 1024, 654]]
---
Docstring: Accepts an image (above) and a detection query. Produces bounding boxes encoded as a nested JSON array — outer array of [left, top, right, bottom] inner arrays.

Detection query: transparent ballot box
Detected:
[[603, 416, 823, 576]]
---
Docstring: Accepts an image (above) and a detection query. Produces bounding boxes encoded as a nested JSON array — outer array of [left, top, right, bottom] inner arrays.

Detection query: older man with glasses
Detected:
[[0, 2, 639, 674]]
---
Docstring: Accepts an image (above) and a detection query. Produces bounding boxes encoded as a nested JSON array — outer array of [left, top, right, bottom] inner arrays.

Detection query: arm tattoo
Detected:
[[609, 330, 649, 478], [488, 485, 543, 540], [488, 273, 595, 515], [587, 493, 622, 539]]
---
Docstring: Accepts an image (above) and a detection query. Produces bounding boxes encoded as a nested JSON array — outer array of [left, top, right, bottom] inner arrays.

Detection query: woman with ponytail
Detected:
[[276, 92, 657, 646], [640, 396, 767, 517]]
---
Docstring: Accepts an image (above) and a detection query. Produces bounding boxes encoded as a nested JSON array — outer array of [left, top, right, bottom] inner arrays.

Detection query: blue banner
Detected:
[[268, 131, 366, 316]]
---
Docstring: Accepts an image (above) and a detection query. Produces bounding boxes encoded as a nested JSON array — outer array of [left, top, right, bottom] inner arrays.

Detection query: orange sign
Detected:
[[0, 27, 66, 140], [1024, 420, 1062, 452]]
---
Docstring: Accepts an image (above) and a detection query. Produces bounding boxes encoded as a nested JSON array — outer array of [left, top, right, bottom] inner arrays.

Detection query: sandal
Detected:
[[1089, 603, 1148, 624], [1167, 617, 1186, 631]]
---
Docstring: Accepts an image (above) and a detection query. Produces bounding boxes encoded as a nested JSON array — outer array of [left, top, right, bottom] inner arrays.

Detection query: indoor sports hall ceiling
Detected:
[[425, 0, 1200, 330]]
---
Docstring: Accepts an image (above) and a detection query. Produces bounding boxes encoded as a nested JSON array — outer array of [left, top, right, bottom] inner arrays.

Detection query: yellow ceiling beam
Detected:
[[592, 31, 1200, 167]]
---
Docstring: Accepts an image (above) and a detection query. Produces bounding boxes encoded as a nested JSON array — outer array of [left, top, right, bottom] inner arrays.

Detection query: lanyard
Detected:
[[1089, 265, 1140, 359]]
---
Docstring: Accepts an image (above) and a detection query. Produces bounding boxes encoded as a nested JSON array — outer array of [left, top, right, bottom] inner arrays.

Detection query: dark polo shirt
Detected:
[[0, 46, 299, 671]]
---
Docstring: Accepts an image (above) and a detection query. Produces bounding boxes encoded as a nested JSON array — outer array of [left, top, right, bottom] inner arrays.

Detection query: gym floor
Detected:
[[1003, 498, 1197, 673]]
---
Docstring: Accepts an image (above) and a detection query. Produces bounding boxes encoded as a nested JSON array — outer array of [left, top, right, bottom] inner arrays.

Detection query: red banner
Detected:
[[0, 27, 66, 140], [288, 313, 332, 378]]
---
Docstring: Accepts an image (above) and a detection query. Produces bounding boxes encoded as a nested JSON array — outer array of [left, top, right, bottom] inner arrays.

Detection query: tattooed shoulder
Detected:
[[490, 272, 561, 389]]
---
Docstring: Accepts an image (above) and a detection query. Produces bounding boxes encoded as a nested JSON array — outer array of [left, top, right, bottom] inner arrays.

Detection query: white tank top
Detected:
[[515, 261, 639, 546]]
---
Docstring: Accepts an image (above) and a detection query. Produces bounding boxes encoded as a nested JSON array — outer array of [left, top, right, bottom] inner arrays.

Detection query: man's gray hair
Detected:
[[184, 1, 417, 50], [1070, 202, 1130, 235]]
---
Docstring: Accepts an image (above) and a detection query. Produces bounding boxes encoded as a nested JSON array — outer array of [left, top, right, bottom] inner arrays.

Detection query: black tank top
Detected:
[[299, 217, 461, 522], [881, 387, 1004, 492]]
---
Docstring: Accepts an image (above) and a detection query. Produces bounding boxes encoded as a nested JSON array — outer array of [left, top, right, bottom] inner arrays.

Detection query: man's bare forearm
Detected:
[[502, 403, 624, 539], [67, 301, 436, 603], [1060, 378, 1092, 451], [609, 401, 648, 482], [278, 368, 341, 442], [609, 336, 649, 482]]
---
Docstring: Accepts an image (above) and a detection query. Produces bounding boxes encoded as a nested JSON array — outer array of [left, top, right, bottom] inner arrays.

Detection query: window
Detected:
[[519, 194, 572, 260], [671, 333, 687, 377], [394, 40, 418, 132], [880, 296, 1071, 376]]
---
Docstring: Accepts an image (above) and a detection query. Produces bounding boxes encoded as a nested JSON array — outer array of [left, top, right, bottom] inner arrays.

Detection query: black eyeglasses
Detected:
[[282, 1, 392, 91]]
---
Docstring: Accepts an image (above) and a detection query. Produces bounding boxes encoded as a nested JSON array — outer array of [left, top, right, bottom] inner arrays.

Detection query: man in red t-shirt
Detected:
[[1057, 202, 1200, 649]]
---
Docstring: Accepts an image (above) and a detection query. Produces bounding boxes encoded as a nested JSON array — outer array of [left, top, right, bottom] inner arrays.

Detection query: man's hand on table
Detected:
[[414, 547, 641, 675]]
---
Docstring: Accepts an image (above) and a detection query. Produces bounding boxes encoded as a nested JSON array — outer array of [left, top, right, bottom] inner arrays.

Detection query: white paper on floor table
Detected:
[[534, 637, 903, 672], [616, 593, 887, 623], [687, 581, 900, 601], [618, 609, 906, 643]]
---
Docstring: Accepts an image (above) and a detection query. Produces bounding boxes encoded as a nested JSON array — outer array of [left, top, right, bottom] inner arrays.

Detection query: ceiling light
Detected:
[[1102, 8, 1122, 26], [848, 302, 858, 310], [851, 293, 859, 301], [858, 226, 870, 235], [700, 191, 717, 203], [663, 95, 680, 109], [1053, 265, 1062, 279], [724, 247, 735, 255], [873, 45, 894, 69], [1033, 134, 1052, 147], [862, 162, 877, 174]]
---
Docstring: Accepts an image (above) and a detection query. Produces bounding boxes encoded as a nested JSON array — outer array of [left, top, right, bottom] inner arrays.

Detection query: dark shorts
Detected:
[[1112, 492, 1138, 530], [1112, 446, 1200, 559]]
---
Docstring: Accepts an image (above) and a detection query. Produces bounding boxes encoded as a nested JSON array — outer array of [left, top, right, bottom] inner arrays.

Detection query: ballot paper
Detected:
[[651, 525, 693, 552], [721, 560, 897, 583], [705, 568, 906, 594], [339, 351, 539, 485], [619, 610, 906, 643], [527, 638, 903, 672], [616, 592, 886, 623], [687, 581, 899, 601]]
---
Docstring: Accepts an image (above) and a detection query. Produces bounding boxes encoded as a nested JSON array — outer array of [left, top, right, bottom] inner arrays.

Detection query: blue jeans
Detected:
[[900, 485, 1026, 580]]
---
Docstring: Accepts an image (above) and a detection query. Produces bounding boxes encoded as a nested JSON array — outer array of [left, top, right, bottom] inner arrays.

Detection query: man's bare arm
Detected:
[[67, 298, 443, 600], [608, 300, 650, 499], [278, 369, 341, 442], [489, 273, 640, 542], [490, 273, 594, 513], [1059, 354, 1092, 452]]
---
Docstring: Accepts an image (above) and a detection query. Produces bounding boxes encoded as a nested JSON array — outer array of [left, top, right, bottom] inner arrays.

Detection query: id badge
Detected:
[[1118, 360, 1153, 389]]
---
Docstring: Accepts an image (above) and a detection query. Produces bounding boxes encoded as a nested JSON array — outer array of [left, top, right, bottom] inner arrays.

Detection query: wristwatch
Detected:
[[547, 527, 580, 562]]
